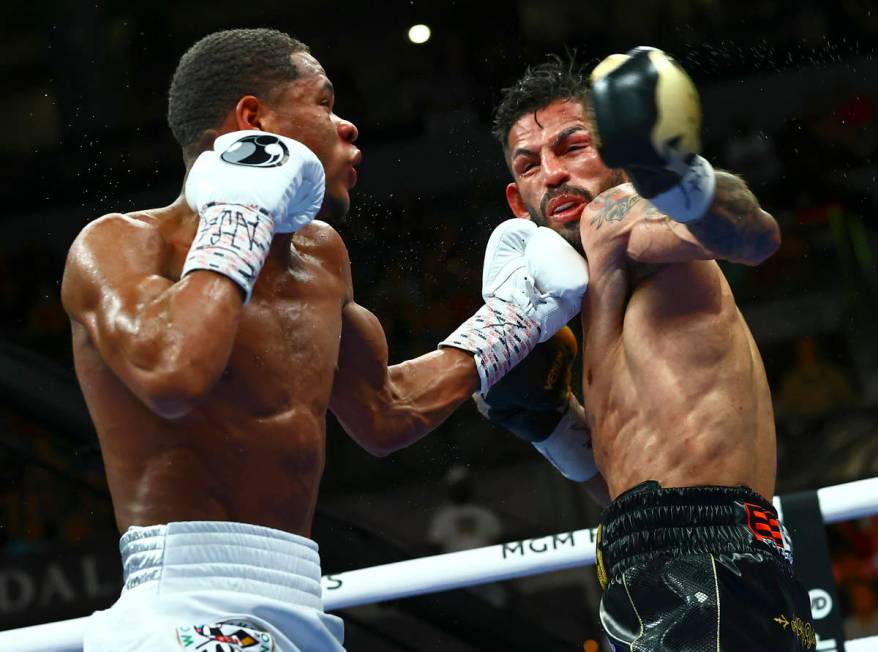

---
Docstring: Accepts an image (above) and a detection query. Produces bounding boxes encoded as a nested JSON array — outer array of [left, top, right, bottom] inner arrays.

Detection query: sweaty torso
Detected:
[[579, 205, 776, 501], [71, 209, 349, 536]]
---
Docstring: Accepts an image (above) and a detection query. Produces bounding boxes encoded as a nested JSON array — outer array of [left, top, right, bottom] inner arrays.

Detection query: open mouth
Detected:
[[546, 196, 586, 224]]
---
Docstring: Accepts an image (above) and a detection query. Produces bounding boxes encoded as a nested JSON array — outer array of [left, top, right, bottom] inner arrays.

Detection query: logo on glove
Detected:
[[220, 134, 289, 168]]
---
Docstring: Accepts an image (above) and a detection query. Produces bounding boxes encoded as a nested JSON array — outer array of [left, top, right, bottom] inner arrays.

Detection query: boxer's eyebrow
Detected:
[[511, 146, 537, 161], [552, 126, 587, 149], [513, 126, 587, 160]]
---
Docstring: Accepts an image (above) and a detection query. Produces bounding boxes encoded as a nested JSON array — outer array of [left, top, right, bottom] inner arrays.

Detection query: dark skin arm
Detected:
[[623, 171, 781, 266], [61, 214, 244, 418], [329, 300, 479, 457]]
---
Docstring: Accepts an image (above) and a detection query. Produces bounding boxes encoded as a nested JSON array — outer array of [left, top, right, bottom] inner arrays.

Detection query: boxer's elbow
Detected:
[[762, 217, 782, 259], [136, 364, 216, 419], [339, 371, 438, 456], [144, 392, 196, 420], [360, 413, 424, 457], [741, 216, 781, 266], [362, 408, 430, 457], [353, 425, 402, 457], [362, 440, 396, 458], [336, 397, 405, 457], [113, 327, 216, 418]]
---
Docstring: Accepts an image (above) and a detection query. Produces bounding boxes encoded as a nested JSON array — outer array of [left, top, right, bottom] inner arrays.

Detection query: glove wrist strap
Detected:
[[182, 202, 275, 303], [648, 154, 716, 223], [439, 298, 541, 396]]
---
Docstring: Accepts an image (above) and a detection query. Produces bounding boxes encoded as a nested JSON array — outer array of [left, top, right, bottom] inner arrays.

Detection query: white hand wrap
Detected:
[[182, 203, 274, 302], [440, 298, 541, 396], [532, 396, 598, 482], [648, 154, 716, 223], [182, 130, 325, 301]]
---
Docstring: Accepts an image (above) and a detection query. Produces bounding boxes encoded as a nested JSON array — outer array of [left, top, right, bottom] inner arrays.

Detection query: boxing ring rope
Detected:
[[3, 476, 878, 651]]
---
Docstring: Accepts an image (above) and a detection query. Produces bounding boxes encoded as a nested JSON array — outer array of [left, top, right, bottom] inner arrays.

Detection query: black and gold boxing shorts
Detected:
[[596, 481, 815, 651]]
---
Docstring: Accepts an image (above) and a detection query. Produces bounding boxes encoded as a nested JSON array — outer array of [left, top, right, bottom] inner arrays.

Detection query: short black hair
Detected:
[[168, 28, 310, 157], [492, 55, 590, 152]]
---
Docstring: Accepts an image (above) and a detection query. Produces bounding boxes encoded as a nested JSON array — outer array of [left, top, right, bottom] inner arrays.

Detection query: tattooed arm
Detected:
[[623, 172, 781, 266]]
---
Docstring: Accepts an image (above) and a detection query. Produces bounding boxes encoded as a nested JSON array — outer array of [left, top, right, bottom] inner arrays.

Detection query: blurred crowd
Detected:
[[832, 518, 878, 639]]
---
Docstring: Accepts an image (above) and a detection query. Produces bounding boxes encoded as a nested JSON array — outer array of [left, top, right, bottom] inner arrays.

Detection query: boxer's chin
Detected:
[[525, 205, 584, 255], [555, 222, 584, 255], [319, 193, 350, 224]]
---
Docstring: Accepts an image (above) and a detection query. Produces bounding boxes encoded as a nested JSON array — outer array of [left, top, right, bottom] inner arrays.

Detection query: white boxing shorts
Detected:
[[83, 521, 345, 651]]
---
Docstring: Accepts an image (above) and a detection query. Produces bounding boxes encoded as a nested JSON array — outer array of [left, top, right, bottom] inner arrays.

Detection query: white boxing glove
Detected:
[[524, 226, 589, 340], [441, 219, 589, 394], [182, 130, 325, 301]]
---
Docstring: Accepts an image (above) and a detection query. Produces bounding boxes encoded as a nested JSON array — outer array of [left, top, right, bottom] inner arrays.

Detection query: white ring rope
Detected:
[[3, 476, 878, 651]]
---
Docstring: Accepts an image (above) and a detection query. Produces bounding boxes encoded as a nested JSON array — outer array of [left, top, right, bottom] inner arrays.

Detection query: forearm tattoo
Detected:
[[685, 171, 776, 261]]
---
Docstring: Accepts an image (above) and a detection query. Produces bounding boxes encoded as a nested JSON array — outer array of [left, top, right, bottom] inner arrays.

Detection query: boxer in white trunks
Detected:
[[61, 28, 589, 651]]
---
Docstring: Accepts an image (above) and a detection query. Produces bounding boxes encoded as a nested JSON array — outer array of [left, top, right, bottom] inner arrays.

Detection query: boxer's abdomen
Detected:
[[583, 259, 776, 501]]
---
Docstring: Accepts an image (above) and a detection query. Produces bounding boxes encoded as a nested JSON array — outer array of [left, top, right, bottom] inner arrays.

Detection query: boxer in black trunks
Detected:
[[479, 48, 814, 650]]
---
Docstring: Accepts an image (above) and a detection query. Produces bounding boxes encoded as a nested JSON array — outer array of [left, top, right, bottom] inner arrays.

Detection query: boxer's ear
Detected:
[[233, 95, 264, 131], [505, 183, 531, 220]]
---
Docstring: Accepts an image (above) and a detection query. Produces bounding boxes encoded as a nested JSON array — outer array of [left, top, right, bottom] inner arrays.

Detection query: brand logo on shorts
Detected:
[[220, 134, 289, 168], [772, 614, 816, 649], [176, 621, 274, 651], [743, 502, 787, 550]]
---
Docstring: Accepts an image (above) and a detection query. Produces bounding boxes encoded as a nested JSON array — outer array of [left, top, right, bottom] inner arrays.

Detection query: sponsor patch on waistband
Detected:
[[742, 502, 793, 563], [176, 621, 274, 651]]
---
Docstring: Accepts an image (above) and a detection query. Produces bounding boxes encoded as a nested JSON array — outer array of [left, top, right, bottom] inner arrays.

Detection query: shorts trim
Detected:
[[622, 570, 644, 651], [710, 553, 720, 652]]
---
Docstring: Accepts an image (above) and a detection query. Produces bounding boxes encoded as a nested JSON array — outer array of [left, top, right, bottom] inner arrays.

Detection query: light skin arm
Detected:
[[619, 172, 781, 266], [329, 300, 480, 456], [61, 214, 245, 418]]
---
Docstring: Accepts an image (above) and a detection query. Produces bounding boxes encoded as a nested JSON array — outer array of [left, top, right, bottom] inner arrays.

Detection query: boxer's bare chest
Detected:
[[166, 229, 348, 418], [579, 221, 632, 353]]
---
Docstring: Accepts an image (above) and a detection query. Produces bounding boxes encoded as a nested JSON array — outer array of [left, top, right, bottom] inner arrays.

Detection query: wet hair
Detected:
[[167, 28, 310, 158], [492, 55, 591, 153]]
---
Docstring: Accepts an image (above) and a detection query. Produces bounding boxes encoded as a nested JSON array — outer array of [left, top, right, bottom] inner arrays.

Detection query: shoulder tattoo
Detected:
[[588, 191, 642, 230]]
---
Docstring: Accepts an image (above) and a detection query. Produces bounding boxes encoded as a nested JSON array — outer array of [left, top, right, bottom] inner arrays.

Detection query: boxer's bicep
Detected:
[[329, 301, 394, 452], [626, 203, 716, 264]]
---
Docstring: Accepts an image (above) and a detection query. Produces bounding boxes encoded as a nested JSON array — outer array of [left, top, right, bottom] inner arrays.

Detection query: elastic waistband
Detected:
[[120, 521, 324, 610], [599, 482, 792, 582]]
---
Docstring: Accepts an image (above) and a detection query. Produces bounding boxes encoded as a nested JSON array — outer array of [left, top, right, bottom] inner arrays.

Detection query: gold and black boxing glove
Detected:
[[473, 326, 598, 482], [589, 46, 715, 223]]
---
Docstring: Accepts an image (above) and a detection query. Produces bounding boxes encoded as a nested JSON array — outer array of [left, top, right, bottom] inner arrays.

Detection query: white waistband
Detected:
[[120, 521, 324, 610]]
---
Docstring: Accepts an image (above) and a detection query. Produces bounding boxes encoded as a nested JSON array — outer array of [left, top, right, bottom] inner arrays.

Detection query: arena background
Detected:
[[1, 1, 877, 649]]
